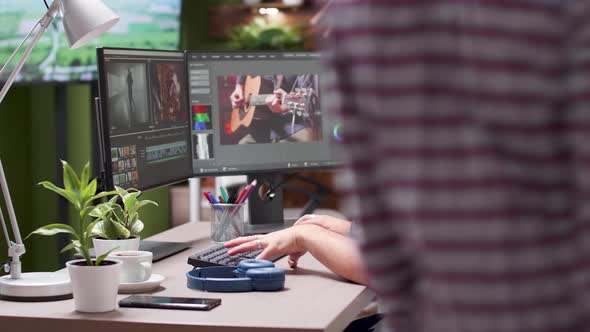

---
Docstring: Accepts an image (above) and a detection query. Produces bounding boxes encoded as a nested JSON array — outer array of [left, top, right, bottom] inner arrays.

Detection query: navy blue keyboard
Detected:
[[187, 243, 281, 268]]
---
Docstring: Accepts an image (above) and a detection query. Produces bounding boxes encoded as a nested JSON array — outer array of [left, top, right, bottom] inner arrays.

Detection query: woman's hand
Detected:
[[294, 215, 352, 236], [224, 226, 308, 268]]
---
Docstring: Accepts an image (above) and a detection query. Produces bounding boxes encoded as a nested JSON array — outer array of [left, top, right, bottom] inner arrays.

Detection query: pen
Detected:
[[228, 187, 240, 204], [236, 179, 257, 204], [220, 187, 230, 203], [207, 192, 220, 204], [218, 195, 225, 203], [203, 192, 213, 204]]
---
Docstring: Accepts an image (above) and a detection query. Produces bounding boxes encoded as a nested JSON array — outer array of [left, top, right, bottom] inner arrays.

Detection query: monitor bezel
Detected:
[[96, 46, 193, 191], [184, 50, 345, 178]]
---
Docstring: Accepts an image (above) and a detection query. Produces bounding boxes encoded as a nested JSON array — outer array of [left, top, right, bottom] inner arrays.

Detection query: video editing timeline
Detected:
[[98, 49, 193, 190], [187, 51, 344, 175]]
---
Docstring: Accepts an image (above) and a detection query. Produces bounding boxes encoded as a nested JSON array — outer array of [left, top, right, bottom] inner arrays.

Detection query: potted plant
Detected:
[[90, 186, 157, 257], [28, 161, 121, 313], [229, 18, 306, 50]]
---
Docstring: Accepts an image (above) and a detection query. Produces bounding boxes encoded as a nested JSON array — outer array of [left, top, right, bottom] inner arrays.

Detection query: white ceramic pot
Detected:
[[66, 259, 122, 313], [93, 236, 140, 257]]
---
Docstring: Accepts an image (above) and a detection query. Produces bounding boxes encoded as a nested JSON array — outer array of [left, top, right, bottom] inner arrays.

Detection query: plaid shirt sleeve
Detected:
[[321, 1, 590, 331]]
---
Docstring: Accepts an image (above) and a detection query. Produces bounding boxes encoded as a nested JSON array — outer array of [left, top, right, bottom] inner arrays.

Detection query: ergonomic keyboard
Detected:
[[187, 243, 281, 268]]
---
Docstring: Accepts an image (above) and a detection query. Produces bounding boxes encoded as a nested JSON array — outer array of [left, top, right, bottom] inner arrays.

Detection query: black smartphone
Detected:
[[119, 295, 221, 311]]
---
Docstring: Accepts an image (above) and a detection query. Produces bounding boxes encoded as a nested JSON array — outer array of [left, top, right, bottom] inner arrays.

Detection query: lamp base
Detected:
[[0, 272, 72, 302]]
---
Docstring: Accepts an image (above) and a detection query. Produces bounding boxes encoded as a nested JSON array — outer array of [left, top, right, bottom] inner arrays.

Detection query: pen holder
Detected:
[[210, 203, 246, 242]]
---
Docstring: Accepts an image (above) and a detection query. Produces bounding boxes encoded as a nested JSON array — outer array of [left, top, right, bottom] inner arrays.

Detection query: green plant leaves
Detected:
[[32, 160, 158, 259], [80, 179, 97, 208], [89, 190, 118, 202], [27, 223, 79, 240], [89, 187, 157, 240], [85, 218, 102, 240], [130, 219, 144, 236], [128, 200, 157, 220], [123, 192, 140, 212], [60, 240, 81, 254], [95, 247, 118, 266], [31, 160, 115, 266], [80, 162, 90, 189], [38, 181, 81, 210], [61, 160, 81, 193], [101, 218, 131, 240]]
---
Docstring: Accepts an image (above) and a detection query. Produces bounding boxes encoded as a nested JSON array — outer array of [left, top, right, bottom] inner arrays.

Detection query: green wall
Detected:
[[30, 86, 59, 271], [0, 86, 34, 271], [0, 0, 239, 272]]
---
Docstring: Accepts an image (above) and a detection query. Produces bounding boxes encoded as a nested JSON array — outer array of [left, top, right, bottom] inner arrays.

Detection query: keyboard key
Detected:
[[187, 243, 283, 268]]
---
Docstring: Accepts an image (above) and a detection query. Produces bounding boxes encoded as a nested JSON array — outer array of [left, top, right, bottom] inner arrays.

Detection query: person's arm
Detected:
[[294, 224, 368, 285], [294, 215, 352, 236], [225, 224, 368, 285]]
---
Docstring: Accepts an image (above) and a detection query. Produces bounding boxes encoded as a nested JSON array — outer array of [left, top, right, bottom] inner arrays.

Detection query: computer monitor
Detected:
[[96, 48, 193, 190], [96, 48, 344, 232], [186, 51, 344, 231], [186, 51, 342, 175]]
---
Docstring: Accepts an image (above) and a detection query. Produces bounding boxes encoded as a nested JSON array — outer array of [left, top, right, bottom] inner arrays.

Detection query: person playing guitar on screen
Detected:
[[229, 74, 319, 144]]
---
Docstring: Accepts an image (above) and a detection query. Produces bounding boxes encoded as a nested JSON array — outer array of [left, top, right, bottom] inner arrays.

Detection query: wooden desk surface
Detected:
[[0, 222, 373, 332]]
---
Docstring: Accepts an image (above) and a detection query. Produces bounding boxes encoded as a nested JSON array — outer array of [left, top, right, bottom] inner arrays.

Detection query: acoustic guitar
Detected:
[[229, 75, 313, 134]]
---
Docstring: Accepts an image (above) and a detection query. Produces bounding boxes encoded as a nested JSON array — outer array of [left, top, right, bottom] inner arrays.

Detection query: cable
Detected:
[[262, 173, 298, 199], [42, 0, 59, 30]]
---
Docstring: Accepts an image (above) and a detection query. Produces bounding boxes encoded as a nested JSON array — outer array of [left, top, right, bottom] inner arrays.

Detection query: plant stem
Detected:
[[79, 214, 93, 266], [82, 247, 92, 266]]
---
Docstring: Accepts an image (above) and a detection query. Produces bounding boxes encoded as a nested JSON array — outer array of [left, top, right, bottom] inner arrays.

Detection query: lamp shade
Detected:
[[60, 0, 120, 49]]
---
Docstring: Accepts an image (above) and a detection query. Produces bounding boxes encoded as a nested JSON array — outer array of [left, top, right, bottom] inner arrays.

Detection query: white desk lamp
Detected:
[[0, 0, 119, 301]]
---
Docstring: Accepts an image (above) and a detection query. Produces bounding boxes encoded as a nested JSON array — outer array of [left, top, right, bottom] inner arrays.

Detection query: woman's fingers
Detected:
[[224, 235, 258, 248], [288, 257, 298, 268], [227, 239, 265, 256], [287, 251, 305, 268], [256, 245, 276, 260]]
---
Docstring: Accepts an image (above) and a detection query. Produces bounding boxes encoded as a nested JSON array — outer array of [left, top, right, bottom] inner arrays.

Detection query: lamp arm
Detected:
[[0, 0, 60, 279], [0, 21, 40, 79], [0, 159, 26, 279], [0, 0, 60, 105], [0, 207, 10, 247]]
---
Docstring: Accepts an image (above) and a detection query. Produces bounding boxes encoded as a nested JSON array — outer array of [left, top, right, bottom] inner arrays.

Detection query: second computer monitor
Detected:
[[96, 48, 193, 190], [186, 51, 343, 176]]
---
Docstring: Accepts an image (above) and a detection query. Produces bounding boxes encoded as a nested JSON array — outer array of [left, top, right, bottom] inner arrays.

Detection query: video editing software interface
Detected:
[[98, 49, 343, 190], [187, 51, 342, 175], [98, 49, 192, 190]]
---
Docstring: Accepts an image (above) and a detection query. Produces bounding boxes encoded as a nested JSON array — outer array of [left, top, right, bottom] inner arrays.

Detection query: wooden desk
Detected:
[[0, 222, 373, 332]]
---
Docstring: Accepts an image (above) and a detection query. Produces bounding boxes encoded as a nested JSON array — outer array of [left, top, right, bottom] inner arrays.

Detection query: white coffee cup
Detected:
[[108, 251, 152, 283]]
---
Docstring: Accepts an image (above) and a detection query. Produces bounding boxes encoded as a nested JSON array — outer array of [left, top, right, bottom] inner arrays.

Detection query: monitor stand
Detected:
[[243, 173, 296, 235]]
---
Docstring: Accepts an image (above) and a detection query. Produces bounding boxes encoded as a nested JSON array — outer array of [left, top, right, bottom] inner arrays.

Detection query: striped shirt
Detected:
[[321, 1, 590, 331]]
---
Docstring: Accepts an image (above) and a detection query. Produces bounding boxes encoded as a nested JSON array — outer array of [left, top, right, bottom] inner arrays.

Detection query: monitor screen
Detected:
[[0, 0, 181, 83], [187, 51, 344, 176], [97, 48, 192, 190]]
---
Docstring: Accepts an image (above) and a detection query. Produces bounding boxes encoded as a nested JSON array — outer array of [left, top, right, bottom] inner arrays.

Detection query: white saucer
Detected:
[[118, 274, 165, 294]]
